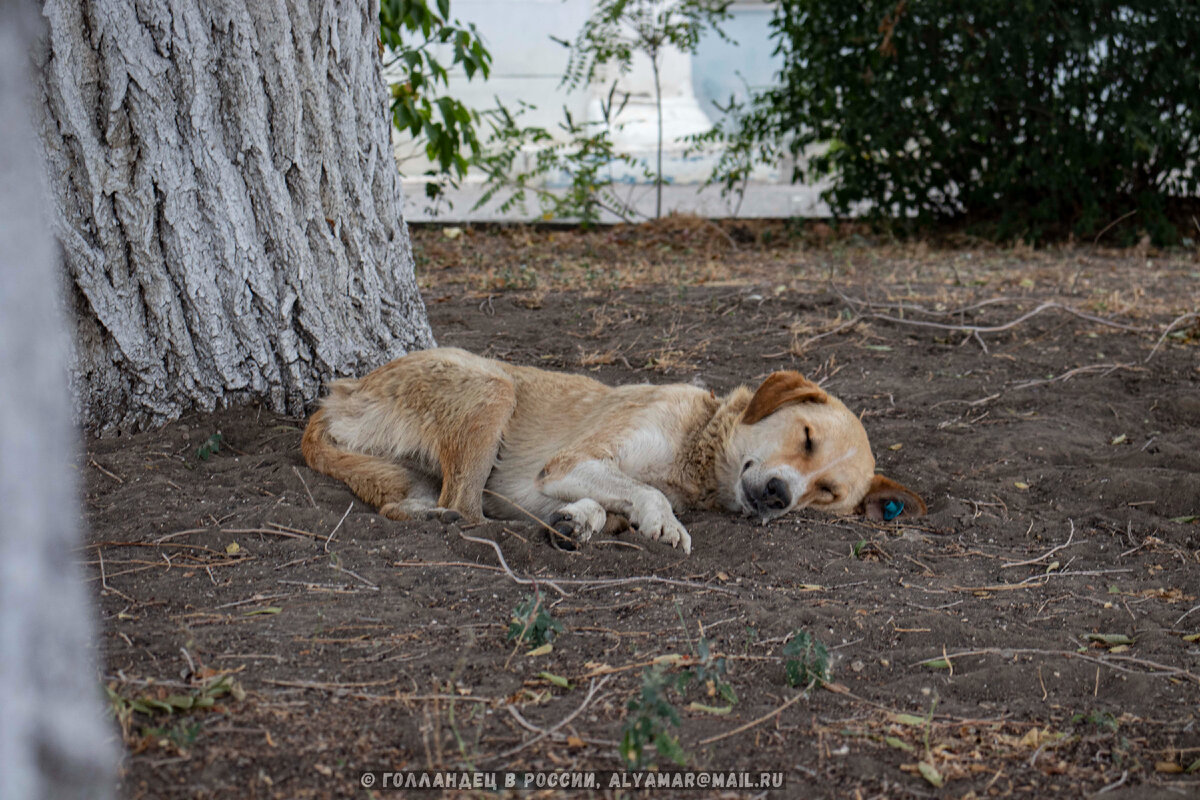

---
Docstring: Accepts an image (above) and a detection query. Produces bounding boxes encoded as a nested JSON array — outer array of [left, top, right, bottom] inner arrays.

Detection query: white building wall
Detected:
[[388, 0, 830, 220]]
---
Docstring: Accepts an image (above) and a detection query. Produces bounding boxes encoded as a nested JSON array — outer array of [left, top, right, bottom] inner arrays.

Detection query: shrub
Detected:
[[719, 1, 1200, 243], [505, 591, 562, 647], [380, 0, 491, 200], [782, 629, 830, 688]]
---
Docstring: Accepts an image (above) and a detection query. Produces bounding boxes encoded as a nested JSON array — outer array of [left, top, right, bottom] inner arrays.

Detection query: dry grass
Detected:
[[411, 215, 1200, 319]]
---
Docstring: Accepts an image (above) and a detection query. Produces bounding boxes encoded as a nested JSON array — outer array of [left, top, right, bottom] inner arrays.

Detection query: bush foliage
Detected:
[[380, 0, 491, 197], [722, 1, 1200, 243]]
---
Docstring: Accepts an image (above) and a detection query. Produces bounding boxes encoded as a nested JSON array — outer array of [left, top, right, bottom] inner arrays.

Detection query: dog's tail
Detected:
[[300, 405, 339, 477], [301, 400, 414, 511]]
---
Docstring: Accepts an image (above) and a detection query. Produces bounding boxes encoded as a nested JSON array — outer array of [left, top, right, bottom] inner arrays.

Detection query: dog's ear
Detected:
[[856, 475, 927, 521], [743, 371, 828, 425]]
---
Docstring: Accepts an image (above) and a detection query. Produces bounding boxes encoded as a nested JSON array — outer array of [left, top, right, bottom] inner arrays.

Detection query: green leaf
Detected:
[[654, 731, 688, 766], [885, 735, 914, 752], [142, 698, 175, 714], [918, 761, 944, 788], [243, 606, 281, 616], [892, 713, 927, 727], [164, 695, 194, 710], [1085, 633, 1134, 646], [687, 702, 732, 715], [538, 671, 572, 689]]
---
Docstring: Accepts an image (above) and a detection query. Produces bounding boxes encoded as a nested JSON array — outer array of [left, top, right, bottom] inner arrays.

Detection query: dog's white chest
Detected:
[[616, 426, 676, 479]]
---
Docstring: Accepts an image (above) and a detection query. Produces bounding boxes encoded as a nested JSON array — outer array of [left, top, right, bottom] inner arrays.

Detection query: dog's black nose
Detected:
[[759, 477, 790, 511]]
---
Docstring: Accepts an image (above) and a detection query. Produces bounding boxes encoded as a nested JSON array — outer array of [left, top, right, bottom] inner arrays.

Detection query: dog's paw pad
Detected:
[[424, 507, 463, 524], [547, 500, 605, 550], [547, 522, 579, 551], [379, 503, 412, 521], [546, 513, 580, 551]]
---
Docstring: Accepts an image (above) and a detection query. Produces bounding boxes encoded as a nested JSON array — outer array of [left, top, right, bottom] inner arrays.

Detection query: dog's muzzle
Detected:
[[743, 476, 791, 519]]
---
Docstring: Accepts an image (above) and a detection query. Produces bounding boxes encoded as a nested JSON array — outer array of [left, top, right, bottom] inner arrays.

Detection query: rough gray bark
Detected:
[[0, 5, 116, 799], [36, 0, 436, 432]]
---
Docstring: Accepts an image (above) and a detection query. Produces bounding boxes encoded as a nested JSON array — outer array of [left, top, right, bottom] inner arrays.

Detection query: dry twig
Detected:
[[1002, 520, 1075, 568], [698, 692, 806, 746], [324, 502, 353, 553], [485, 675, 613, 761], [293, 465, 318, 507], [912, 648, 1199, 684], [455, 527, 569, 597]]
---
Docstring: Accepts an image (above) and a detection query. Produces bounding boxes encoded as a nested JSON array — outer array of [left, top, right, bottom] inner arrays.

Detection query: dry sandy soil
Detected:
[[85, 220, 1200, 798]]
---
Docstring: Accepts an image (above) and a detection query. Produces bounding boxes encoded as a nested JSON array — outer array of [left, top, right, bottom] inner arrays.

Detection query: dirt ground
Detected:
[[85, 220, 1200, 798]]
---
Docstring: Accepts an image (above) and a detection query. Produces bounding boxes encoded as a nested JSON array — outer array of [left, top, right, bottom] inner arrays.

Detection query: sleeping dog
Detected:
[[302, 348, 924, 553]]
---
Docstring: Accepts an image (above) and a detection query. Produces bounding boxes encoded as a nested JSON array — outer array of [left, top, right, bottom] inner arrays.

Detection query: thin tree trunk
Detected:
[[651, 52, 664, 220], [35, 0, 436, 433], [0, 5, 115, 799]]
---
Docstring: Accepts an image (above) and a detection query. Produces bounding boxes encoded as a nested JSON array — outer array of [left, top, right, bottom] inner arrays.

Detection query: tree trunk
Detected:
[[0, 6, 115, 799], [35, 0, 436, 433]]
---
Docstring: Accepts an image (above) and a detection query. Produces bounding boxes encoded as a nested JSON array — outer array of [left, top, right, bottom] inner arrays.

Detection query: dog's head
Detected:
[[724, 371, 925, 524]]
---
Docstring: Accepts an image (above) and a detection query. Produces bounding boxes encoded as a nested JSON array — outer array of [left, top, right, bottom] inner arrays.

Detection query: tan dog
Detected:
[[302, 348, 924, 553]]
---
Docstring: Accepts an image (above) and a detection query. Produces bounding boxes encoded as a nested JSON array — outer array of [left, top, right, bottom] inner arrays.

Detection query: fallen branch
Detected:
[[324, 502, 353, 552], [1002, 520, 1075, 568], [698, 691, 807, 746], [453, 527, 735, 597], [455, 527, 570, 597], [264, 677, 398, 691], [1174, 604, 1200, 627], [293, 465, 318, 507], [485, 675, 613, 761], [847, 297, 1155, 336], [154, 527, 320, 544], [1008, 362, 1143, 391], [1144, 310, 1199, 363], [949, 567, 1134, 592], [806, 293, 1188, 371], [88, 457, 124, 483], [911, 648, 1199, 684], [483, 488, 575, 548]]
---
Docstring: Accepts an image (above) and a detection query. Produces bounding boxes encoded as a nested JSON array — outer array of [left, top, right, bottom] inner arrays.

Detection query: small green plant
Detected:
[[506, 591, 562, 647], [676, 636, 736, 705], [559, 0, 732, 219], [142, 719, 203, 750], [106, 675, 246, 745], [620, 665, 687, 768], [106, 675, 245, 717], [782, 629, 831, 688], [475, 90, 651, 225], [496, 263, 539, 290], [742, 625, 758, 654], [195, 432, 223, 460], [1070, 709, 1119, 733]]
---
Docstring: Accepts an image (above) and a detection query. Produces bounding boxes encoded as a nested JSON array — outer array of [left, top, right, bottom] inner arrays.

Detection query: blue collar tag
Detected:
[[882, 499, 904, 521]]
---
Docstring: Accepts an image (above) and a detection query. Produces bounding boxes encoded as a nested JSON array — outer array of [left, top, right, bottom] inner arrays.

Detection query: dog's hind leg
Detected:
[[302, 407, 440, 520], [433, 378, 517, 522]]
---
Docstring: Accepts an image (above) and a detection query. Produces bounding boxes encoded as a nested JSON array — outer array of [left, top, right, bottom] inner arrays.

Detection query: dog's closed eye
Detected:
[[804, 426, 814, 455]]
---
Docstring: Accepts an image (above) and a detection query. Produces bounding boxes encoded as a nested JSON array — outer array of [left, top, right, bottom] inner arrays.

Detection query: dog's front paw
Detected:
[[548, 499, 607, 551], [629, 496, 692, 555]]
